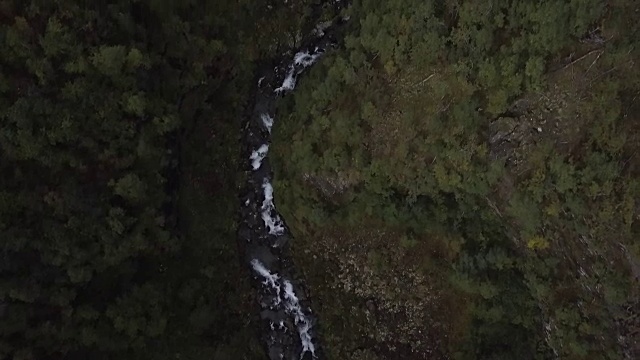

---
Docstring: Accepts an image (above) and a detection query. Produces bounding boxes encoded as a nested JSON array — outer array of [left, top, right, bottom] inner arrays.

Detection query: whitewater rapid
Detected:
[[239, 41, 335, 360], [238, 3, 348, 357]]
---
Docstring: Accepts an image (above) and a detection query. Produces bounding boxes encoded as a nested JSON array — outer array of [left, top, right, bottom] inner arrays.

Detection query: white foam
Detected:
[[261, 113, 274, 133], [251, 259, 281, 306], [251, 259, 279, 288], [275, 67, 297, 93], [262, 211, 286, 236], [251, 258, 317, 358], [251, 38, 326, 360], [261, 181, 286, 235], [263, 181, 274, 204], [294, 51, 321, 67], [274, 50, 324, 94], [250, 144, 269, 170], [283, 280, 316, 358]]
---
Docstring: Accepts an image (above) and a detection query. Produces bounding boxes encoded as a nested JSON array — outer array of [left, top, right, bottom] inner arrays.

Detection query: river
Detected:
[[237, 5, 347, 360]]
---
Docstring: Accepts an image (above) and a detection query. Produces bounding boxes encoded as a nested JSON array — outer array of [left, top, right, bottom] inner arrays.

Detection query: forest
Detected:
[[272, 0, 639, 358], [0, 0, 314, 358], [1, 0, 639, 359]]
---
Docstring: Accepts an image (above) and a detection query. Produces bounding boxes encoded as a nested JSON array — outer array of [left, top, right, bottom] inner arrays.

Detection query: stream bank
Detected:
[[237, 6, 348, 359]]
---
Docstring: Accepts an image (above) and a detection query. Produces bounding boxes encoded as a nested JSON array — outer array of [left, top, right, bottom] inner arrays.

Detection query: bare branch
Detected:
[[586, 50, 605, 74], [559, 48, 604, 71]]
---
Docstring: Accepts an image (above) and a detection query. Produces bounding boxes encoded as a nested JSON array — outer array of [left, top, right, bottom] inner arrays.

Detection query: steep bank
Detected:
[[237, 7, 348, 360], [272, 1, 640, 358]]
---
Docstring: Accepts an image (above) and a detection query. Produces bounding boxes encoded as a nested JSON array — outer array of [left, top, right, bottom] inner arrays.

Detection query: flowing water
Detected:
[[238, 9, 346, 359]]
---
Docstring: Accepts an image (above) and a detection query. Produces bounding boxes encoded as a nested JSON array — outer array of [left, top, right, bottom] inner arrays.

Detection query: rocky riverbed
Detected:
[[237, 9, 347, 360]]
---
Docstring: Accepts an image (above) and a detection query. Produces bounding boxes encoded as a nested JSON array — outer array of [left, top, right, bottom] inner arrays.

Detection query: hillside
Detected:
[[1, 1, 638, 359], [272, 1, 640, 358]]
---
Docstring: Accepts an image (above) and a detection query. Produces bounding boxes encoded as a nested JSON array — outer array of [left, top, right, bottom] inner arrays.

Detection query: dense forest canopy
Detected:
[[1, 0, 639, 359], [272, 0, 639, 358], [0, 0, 329, 359]]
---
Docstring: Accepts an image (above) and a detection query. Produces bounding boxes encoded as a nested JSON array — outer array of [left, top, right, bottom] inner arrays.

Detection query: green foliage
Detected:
[[0, 0, 299, 359], [2, 0, 638, 358], [272, 0, 640, 358]]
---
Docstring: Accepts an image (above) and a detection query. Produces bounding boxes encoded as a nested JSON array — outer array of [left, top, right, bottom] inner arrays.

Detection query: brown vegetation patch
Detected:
[[293, 222, 469, 359]]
